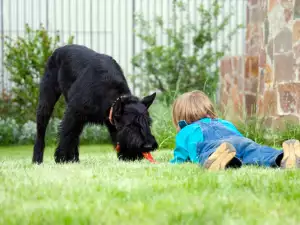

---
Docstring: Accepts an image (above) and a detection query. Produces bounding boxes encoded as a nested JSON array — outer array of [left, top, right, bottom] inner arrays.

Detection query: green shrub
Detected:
[[131, 0, 243, 105], [0, 117, 111, 146], [3, 24, 74, 123], [0, 118, 20, 145], [234, 117, 269, 145], [0, 104, 175, 148], [0, 90, 19, 119], [80, 124, 111, 145], [1, 103, 300, 150], [150, 103, 176, 149]]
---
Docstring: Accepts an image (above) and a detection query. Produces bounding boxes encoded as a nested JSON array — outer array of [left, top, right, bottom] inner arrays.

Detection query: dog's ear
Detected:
[[113, 98, 125, 119], [141, 92, 156, 109]]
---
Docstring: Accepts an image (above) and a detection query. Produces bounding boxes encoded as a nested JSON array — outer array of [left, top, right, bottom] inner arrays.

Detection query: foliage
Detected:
[[1, 102, 300, 149], [3, 24, 74, 123], [0, 90, 19, 119], [149, 103, 176, 149], [0, 117, 19, 145], [131, 0, 243, 104], [0, 117, 111, 146]]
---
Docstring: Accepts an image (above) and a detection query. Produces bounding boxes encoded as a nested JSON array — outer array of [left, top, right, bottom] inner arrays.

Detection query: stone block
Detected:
[[268, 0, 279, 12], [267, 39, 274, 62], [280, 0, 293, 9], [293, 42, 300, 60], [245, 94, 257, 116], [263, 89, 278, 116], [258, 0, 268, 10], [249, 0, 258, 5], [250, 6, 267, 23], [259, 49, 266, 67], [264, 64, 274, 84], [224, 74, 232, 94], [246, 24, 259, 42], [257, 96, 264, 116], [268, 4, 286, 39], [294, 0, 300, 19], [232, 56, 244, 77], [246, 5, 250, 25], [220, 91, 228, 106], [238, 75, 244, 91], [278, 83, 300, 113], [264, 18, 270, 45], [274, 27, 292, 53], [284, 8, 293, 22], [259, 68, 265, 95], [245, 77, 258, 94], [271, 115, 300, 130], [220, 58, 232, 77], [245, 56, 259, 78], [293, 20, 300, 43], [274, 53, 295, 82]]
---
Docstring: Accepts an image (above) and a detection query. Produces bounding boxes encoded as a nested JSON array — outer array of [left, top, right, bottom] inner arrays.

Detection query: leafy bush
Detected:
[[18, 120, 37, 144], [3, 24, 74, 123], [1, 103, 300, 150], [131, 0, 243, 105], [0, 104, 176, 148], [0, 118, 20, 145], [149, 103, 176, 149], [0, 90, 19, 119], [81, 124, 111, 145], [0, 117, 111, 146]]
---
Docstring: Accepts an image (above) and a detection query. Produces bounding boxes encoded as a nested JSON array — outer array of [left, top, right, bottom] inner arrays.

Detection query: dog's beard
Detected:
[[117, 126, 144, 153]]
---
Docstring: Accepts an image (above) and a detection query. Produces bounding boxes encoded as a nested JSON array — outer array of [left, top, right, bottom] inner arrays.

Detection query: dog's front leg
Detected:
[[54, 107, 85, 163], [105, 121, 118, 147]]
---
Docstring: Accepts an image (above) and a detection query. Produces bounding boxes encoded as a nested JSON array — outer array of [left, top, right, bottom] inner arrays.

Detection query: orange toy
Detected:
[[115, 143, 157, 163]]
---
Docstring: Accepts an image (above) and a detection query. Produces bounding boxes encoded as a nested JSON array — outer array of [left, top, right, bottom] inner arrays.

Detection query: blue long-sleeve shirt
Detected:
[[170, 118, 243, 164]]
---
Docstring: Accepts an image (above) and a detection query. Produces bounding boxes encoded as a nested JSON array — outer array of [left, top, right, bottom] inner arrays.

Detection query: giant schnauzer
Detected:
[[32, 44, 158, 164]]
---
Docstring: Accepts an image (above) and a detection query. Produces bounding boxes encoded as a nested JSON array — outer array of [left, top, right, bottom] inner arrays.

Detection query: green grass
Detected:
[[1, 145, 300, 225]]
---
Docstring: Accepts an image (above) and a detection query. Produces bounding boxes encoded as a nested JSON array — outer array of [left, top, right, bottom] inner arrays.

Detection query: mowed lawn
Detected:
[[1, 145, 300, 225]]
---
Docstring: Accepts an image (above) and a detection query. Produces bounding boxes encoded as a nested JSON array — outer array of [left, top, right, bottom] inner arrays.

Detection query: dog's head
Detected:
[[110, 93, 158, 161]]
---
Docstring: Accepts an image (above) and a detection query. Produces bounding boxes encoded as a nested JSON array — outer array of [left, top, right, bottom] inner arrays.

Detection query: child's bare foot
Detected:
[[281, 139, 300, 169], [204, 142, 237, 171]]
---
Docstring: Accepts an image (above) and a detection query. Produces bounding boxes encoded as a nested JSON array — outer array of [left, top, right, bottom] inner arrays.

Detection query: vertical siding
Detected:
[[0, 0, 247, 95]]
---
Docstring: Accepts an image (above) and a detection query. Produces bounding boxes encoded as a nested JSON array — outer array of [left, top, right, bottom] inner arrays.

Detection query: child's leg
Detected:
[[281, 139, 300, 169], [227, 136, 283, 167], [238, 138, 300, 169], [197, 137, 300, 170], [197, 141, 242, 171]]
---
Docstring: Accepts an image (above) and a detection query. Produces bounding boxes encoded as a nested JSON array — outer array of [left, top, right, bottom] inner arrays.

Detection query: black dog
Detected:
[[32, 44, 158, 164]]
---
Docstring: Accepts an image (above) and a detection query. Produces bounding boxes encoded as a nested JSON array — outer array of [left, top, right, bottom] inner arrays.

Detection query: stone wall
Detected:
[[220, 0, 300, 129]]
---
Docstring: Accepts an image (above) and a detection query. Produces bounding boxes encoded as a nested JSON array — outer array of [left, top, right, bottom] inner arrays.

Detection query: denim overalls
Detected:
[[195, 119, 283, 167]]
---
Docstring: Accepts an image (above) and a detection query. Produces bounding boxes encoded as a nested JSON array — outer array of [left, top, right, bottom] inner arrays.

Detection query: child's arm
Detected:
[[186, 127, 204, 163], [170, 125, 203, 164], [170, 145, 189, 164]]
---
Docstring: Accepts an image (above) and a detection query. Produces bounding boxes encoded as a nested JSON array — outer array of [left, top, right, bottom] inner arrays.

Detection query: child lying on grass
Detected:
[[170, 90, 300, 170]]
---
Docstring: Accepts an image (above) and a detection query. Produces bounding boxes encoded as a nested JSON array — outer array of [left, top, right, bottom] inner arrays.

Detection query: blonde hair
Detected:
[[172, 90, 217, 130]]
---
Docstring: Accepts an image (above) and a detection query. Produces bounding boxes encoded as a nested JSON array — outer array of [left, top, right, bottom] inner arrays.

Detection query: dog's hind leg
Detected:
[[32, 69, 61, 164], [54, 107, 85, 163]]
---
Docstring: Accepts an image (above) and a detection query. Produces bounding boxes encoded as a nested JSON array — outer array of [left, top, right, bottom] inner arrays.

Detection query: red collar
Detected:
[[108, 107, 114, 125]]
